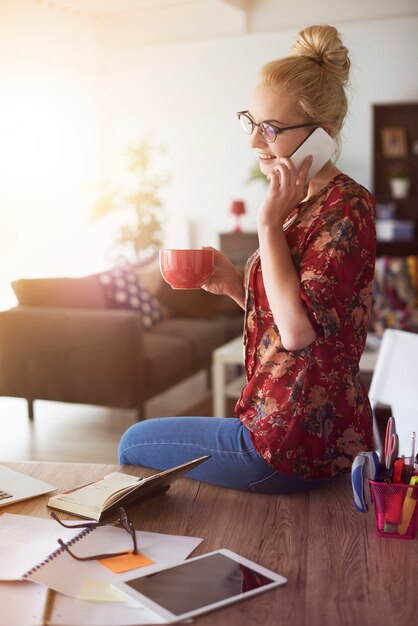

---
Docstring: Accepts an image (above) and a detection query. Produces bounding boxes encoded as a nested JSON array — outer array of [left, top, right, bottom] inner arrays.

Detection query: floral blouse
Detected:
[[235, 174, 376, 479]]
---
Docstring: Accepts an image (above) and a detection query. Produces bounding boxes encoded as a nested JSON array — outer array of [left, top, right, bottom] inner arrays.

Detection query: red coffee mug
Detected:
[[159, 249, 214, 289]]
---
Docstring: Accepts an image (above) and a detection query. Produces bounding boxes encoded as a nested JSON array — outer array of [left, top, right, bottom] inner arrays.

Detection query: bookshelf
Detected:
[[373, 102, 418, 256]]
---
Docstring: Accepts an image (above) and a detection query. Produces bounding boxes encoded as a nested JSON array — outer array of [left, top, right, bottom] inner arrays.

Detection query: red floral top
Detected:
[[235, 174, 376, 479]]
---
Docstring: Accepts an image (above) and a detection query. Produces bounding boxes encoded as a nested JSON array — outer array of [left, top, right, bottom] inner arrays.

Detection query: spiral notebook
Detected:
[[1, 514, 203, 626], [24, 524, 121, 597], [21, 520, 202, 600]]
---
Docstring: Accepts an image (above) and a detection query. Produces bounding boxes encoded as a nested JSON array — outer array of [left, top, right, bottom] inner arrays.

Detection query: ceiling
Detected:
[[33, 0, 252, 18]]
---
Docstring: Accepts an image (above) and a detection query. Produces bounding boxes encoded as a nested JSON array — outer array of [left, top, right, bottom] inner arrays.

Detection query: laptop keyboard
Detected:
[[0, 490, 13, 501]]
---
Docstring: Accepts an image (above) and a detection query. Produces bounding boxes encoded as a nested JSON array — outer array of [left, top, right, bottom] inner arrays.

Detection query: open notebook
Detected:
[[0, 465, 56, 506]]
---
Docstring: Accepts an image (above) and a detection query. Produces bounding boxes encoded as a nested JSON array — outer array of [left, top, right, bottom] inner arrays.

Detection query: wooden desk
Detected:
[[3, 461, 417, 626]]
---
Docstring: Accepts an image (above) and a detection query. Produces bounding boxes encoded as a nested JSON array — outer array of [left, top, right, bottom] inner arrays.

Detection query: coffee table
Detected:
[[2, 460, 416, 626]]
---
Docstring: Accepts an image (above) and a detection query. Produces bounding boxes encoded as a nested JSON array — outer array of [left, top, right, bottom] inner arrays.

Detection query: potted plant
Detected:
[[92, 137, 170, 263], [388, 163, 411, 199]]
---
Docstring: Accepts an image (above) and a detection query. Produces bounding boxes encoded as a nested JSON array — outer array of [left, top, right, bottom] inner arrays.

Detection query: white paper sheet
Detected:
[[0, 514, 202, 625], [0, 581, 47, 626], [0, 581, 166, 626], [0, 513, 85, 580], [49, 591, 167, 626], [27, 524, 202, 597], [9, 517, 202, 599]]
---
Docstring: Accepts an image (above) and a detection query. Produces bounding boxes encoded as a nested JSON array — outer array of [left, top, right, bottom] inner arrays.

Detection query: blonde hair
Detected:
[[259, 25, 350, 139]]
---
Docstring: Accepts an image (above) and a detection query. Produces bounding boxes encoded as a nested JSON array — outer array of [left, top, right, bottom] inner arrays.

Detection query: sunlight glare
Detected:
[[0, 72, 101, 309]]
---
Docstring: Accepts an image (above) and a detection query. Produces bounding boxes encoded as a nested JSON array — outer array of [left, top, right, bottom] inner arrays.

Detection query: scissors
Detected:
[[384, 416, 399, 470], [351, 451, 380, 512]]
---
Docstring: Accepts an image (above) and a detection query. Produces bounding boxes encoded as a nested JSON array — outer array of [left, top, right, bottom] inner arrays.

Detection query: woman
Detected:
[[118, 24, 376, 493]]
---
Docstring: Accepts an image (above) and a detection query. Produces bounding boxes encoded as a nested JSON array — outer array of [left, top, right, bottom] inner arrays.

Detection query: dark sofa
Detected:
[[0, 259, 243, 420]]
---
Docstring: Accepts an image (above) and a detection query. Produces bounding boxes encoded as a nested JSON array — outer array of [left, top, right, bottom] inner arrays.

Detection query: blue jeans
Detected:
[[118, 416, 331, 494]]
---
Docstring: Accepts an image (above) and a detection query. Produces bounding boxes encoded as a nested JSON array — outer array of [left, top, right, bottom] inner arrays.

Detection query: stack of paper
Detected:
[[0, 513, 203, 626]]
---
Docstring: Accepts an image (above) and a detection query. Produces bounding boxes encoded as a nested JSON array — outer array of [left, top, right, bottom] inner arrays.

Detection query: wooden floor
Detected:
[[0, 392, 224, 464], [0, 381, 385, 466], [0, 357, 378, 466]]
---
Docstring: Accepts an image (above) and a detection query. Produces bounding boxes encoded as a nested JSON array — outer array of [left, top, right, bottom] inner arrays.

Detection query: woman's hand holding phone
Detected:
[[258, 127, 337, 229], [257, 155, 312, 230]]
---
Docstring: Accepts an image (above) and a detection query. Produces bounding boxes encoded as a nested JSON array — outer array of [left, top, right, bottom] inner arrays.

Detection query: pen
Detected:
[[398, 476, 418, 535], [42, 588, 56, 626], [410, 431, 416, 477]]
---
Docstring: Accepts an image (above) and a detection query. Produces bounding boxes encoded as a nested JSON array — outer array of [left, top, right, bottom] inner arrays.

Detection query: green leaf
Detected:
[[246, 162, 269, 185]]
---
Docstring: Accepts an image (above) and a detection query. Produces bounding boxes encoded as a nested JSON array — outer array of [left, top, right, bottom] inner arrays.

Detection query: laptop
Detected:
[[0, 465, 56, 507]]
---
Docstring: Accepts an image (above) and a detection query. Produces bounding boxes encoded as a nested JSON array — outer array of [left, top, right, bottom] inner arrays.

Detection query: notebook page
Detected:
[[26, 525, 203, 598], [0, 581, 47, 626], [25, 526, 131, 597], [51, 473, 141, 514], [0, 513, 85, 581], [0, 581, 165, 626], [49, 592, 167, 625]]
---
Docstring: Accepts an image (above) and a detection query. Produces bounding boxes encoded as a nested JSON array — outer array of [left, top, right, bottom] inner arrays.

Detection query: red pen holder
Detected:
[[369, 478, 418, 539]]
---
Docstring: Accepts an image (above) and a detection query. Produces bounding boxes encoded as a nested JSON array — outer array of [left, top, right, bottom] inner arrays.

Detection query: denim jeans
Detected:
[[118, 416, 331, 494]]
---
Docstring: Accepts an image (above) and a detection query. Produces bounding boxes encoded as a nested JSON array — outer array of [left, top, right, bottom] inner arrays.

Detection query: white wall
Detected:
[[1, 2, 417, 312], [99, 16, 418, 249], [98, 1, 247, 49], [0, 0, 101, 308], [248, 0, 418, 33], [96, 0, 418, 48]]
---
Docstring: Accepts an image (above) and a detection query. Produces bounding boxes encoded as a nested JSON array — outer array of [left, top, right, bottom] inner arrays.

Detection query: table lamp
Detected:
[[230, 200, 246, 233]]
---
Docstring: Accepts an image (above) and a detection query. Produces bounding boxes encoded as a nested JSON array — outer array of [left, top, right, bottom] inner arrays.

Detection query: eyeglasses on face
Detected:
[[51, 507, 138, 561], [236, 110, 321, 143]]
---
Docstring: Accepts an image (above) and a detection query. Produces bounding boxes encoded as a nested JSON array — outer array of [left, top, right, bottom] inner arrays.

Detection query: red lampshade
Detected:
[[230, 200, 246, 233], [230, 200, 246, 216]]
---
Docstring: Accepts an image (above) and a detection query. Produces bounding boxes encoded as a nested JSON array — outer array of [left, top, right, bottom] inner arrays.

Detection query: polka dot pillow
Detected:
[[97, 266, 162, 329]]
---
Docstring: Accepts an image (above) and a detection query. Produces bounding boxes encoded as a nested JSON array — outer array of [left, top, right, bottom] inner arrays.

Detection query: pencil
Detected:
[[42, 588, 56, 626]]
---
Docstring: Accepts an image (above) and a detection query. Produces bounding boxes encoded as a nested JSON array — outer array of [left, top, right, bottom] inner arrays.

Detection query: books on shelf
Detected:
[[47, 456, 210, 521]]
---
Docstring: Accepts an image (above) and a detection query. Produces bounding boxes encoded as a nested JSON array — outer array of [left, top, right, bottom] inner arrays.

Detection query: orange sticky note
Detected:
[[99, 552, 154, 573]]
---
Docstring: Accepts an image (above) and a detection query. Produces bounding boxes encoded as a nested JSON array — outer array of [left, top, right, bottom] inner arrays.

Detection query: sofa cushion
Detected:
[[12, 276, 107, 309], [150, 317, 227, 364], [132, 258, 172, 319], [134, 257, 243, 320], [97, 266, 162, 329], [12, 263, 165, 329], [12, 256, 243, 322], [155, 276, 242, 320], [143, 332, 193, 388], [155, 285, 218, 320]]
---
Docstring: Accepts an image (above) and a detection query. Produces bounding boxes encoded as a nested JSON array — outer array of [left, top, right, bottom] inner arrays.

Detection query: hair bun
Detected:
[[292, 24, 350, 85]]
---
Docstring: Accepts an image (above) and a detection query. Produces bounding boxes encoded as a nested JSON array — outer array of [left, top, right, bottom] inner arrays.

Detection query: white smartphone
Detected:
[[290, 126, 337, 182]]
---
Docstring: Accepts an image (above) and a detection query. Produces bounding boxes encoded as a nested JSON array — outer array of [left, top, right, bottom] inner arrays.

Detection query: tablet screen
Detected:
[[125, 553, 275, 616]]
